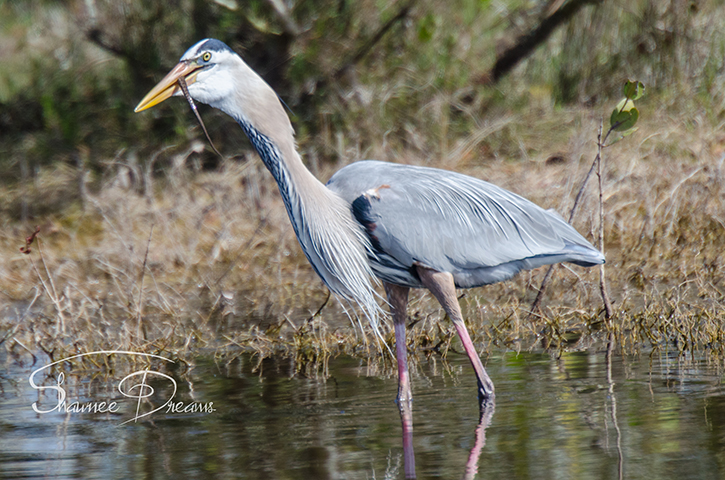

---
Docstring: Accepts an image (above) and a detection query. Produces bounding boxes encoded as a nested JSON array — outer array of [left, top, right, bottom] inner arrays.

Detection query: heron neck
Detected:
[[236, 118, 326, 228], [234, 115, 381, 325]]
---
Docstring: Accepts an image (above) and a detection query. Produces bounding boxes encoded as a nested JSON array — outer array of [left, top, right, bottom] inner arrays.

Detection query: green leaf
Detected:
[[608, 127, 639, 146], [608, 135, 624, 146], [623, 80, 645, 101], [610, 98, 639, 131], [621, 127, 638, 137]]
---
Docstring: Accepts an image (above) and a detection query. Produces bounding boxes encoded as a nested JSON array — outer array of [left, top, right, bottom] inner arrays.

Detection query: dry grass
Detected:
[[2, 103, 725, 373]]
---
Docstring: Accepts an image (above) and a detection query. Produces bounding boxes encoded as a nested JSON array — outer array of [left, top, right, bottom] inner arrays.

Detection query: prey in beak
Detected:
[[134, 61, 201, 112], [135, 61, 222, 158]]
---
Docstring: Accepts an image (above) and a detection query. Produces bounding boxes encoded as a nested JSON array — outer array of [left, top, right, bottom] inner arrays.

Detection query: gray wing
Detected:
[[327, 160, 604, 289]]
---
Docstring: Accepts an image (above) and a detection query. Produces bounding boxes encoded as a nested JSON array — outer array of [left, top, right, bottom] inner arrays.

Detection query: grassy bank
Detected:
[[3, 102, 725, 372]]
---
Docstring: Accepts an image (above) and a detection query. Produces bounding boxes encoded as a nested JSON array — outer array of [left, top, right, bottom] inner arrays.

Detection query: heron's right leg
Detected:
[[384, 282, 412, 405], [416, 266, 495, 401]]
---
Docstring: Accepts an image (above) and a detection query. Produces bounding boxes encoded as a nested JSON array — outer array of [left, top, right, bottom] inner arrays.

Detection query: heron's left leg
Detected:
[[384, 282, 412, 405], [416, 266, 495, 401]]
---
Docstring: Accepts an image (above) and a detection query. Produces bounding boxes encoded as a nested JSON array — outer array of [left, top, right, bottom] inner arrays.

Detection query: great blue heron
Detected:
[[135, 38, 604, 404]]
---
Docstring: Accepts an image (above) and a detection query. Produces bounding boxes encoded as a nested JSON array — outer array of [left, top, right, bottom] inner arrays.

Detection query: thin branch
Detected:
[[266, 0, 301, 36], [529, 120, 614, 316], [85, 28, 127, 58], [483, 0, 602, 84], [37, 238, 66, 335], [136, 224, 155, 341], [332, 0, 417, 80], [596, 123, 614, 319], [214, 217, 268, 287], [25, 239, 66, 335], [305, 290, 332, 325], [0, 287, 41, 347], [529, 149, 598, 314]]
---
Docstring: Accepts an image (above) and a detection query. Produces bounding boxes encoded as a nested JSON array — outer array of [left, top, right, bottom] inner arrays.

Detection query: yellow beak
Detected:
[[134, 61, 201, 112]]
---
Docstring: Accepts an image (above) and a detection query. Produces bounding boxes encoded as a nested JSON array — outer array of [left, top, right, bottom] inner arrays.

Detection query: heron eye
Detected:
[[202, 52, 212, 62]]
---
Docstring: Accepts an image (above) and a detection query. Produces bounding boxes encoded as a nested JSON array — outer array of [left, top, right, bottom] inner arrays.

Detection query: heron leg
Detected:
[[384, 282, 412, 405], [416, 266, 495, 401]]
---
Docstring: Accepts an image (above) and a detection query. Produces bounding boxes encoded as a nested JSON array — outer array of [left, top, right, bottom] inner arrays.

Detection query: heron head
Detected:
[[134, 38, 239, 112]]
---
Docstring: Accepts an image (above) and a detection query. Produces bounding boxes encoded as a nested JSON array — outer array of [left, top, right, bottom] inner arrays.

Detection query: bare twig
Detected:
[[0, 287, 41, 347], [482, 0, 602, 84], [25, 235, 67, 335], [529, 149, 598, 315], [136, 224, 155, 341], [334, 1, 416, 79], [19, 225, 40, 254], [37, 238, 66, 334], [529, 121, 615, 317], [567, 157, 600, 225], [85, 28, 126, 57], [596, 123, 614, 319], [306, 290, 332, 325], [214, 217, 268, 287], [265, 0, 300, 36], [528, 266, 556, 315], [144, 145, 174, 204]]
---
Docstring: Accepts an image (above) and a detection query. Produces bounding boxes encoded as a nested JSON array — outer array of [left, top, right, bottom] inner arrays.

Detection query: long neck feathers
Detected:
[[228, 63, 381, 324]]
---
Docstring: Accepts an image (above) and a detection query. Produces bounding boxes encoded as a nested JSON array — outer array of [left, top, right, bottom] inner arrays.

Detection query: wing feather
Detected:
[[327, 160, 604, 288]]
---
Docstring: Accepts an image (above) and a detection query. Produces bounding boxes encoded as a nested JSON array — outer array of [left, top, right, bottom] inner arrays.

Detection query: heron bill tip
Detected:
[[134, 61, 200, 112]]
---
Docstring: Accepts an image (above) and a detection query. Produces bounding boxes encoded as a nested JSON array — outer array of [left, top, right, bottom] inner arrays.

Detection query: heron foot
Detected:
[[477, 377, 495, 403], [478, 388, 496, 412]]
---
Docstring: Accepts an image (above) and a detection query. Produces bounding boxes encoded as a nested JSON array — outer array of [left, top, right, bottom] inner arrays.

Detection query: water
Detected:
[[1, 348, 724, 479]]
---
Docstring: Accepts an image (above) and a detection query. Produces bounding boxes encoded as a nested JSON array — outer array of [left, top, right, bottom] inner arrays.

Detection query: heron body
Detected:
[[328, 160, 602, 288], [136, 38, 605, 404]]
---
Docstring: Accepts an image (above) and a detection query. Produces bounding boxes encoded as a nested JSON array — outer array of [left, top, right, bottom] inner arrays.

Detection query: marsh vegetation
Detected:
[[2, 0, 725, 374]]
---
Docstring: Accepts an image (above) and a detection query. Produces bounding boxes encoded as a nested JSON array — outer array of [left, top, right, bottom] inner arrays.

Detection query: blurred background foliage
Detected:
[[0, 0, 723, 221]]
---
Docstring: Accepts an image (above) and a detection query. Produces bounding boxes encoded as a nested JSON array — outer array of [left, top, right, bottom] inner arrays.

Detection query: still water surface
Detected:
[[1, 348, 724, 479]]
